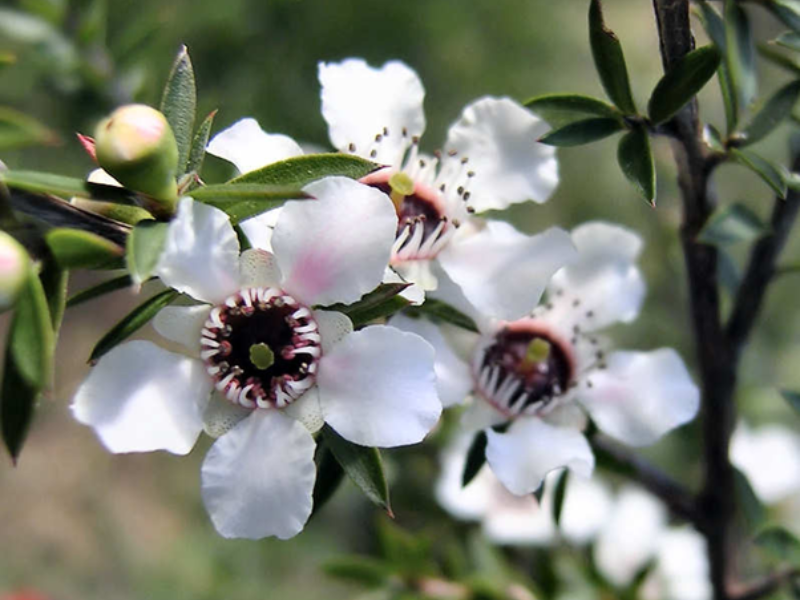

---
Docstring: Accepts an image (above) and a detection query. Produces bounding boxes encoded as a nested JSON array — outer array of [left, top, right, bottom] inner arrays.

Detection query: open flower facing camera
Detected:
[[71, 176, 441, 539], [393, 221, 700, 496]]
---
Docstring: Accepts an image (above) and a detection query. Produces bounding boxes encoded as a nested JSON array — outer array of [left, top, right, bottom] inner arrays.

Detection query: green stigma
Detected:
[[388, 172, 415, 211], [521, 338, 551, 370], [249, 343, 275, 370]]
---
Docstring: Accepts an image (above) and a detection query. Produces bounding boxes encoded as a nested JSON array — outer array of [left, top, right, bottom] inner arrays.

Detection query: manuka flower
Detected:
[[72, 176, 441, 540], [392, 221, 699, 496]]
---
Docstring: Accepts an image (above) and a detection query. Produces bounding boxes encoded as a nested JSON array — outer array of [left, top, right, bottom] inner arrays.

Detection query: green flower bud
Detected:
[[94, 104, 179, 217], [0, 231, 30, 311]]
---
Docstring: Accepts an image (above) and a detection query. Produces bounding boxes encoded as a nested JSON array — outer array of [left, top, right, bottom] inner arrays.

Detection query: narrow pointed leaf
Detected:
[[310, 437, 346, 518], [231, 153, 380, 186], [191, 183, 306, 203], [698, 203, 768, 246], [524, 94, 620, 127], [321, 424, 391, 515], [725, 1, 757, 110], [758, 43, 800, 75], [413, 299, 479, 333], [40, 259, 67, 330], [126, 220, 169, 286], [588, 0, 636, 113], [462, 430, 488, 487], [769, 0, 800, 32], [0, 170, 139, 205], [776, 31, 800, 52], [9, 267, 54, 388], [696, 2, 739, 132], [731, 149, 788, 198], [325, 283, 411, 328], [718, 247, 742, 295], [648, 46, 721, 124], [1, 346, 39, 462], [552, 469, 570, 527], [741, 81, 800, 145], [617, 126, 656, 205], [89, 289, 179, 362], [45, 228, 124, 269], [780, 389, 800, 415], [66, 274, 134, 308], [160, 45, 196, 175], [696, 2, 727, 49], [185, 109, 216, 177], [538, 117, 625, 146], [0, 106, 58, 151], [754, 527, 800, 562], [323, 557, 392, 588]]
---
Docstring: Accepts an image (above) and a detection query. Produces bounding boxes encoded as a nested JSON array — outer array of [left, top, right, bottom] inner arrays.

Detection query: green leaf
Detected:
[[698, 203, 768, 246], [588, 0, 637, 114], [45, 227, 124, 269], [696, 2, 727, 50], [617, 126, 656, 205], [1, 344, 39, 462], [77, 0, 106, 45], [754, 526, 800, 562], [413, 299, 479, 333], [191, 183, 306, 203], [0, 106, 58, 151], [776, 31, 800, 52], [377, 519, 435, 576], [538, 117, 625, 146], [697, 2, 740, 132], [126, 220, 169, 287], [734, 467, 767, 529], [67, 274, 133, 308], [524, 93, 620, 127], [160, 45, 196, 175], [780, 389, 800, 415], [462, 430, 488, 487], [718, 246, 742, 295], [232, 153, 380, 186], [321, 424, 391, 515], [758, 43, 800, 75], [90, 289, 179, 362], [185, 109, 217, 177], [769, 0, 800, 32], [9, 267, 54, 388], [533, 482, 546, 504], [741, 81, 800, 145], [730, 149, 788, 198], [325, 283, 411, 328], [40, 259, 67, 331], [0, 170, 138, 204], [323, 556, 392, 588], [725, 0, 757, 110], [552, 469, 570, 527], [310, 437, 345, 519], [648, 46, 721, 124]]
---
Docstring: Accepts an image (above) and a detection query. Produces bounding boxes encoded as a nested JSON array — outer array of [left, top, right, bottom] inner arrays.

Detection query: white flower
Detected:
[[71, 176, 441, 540], [731, 421, 800, 504], [393, 221, 700, 497]]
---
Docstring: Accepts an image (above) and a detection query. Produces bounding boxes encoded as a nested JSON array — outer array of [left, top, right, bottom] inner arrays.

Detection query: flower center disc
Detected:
[[200, 288, 320, 409], [473, 322, 574, 418]]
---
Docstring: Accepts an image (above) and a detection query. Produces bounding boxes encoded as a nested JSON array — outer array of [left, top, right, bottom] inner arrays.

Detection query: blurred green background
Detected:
[[1, 0, 800, 598]]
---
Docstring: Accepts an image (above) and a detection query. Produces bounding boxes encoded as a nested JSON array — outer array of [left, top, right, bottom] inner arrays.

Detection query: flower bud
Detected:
[[0, 231, 30, 311], [94, 104, 179, 217]]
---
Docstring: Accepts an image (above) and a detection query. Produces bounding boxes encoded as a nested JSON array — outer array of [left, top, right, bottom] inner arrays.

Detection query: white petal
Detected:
[[201, 410, 316, 540], [206, 118, 303, 174], [559, 475, 613, 545], [203, 393, 252, 438], [313, 310, 353, 354], [577, 349, 699, 447], [156, 198, 240, 304], [153, 304, 211, 356], [730, 422, 800, 503], [461, 400, 508, 432], [72, 341, 211, 455], [239, 248, 282, 288], [435, 434, 493, 521], [239, 207, 281, 252], [645, 527, 712, 600], [390, 313, 472, 407], [319, 58, 425, 165], [318, 325, 440, 447], [546, 222, 645, 332], [87, 168, 121, 186], [283, 387, 325, 434], [594, 486, 667, 587], [485, 417, 594, 496], [427, 260, 490, 332], [439, 222, 577, 321], [444, 97, 558, 211], [273, 177, 397, 306]]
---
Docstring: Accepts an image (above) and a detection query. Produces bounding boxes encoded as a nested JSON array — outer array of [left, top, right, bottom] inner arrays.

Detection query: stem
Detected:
[[730, 567, 800, 600]]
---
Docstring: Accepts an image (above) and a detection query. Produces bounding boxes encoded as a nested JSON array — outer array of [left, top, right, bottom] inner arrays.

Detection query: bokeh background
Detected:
[[1, 1, 799, 598]]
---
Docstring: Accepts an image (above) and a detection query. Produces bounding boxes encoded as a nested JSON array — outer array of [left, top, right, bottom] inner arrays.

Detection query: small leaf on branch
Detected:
[[718, 247, 742, 295], [310, 436, 346, 519], [524, 93, 621, 127], [779, 389, 800, 415], [698, 203, 768, 246], [89, 288, 179, 362], [40, 259, 67, 331], [647, 45, 721, 124], [725, 0, 758, 110], [617, 126, 656, 205], [730, 149, 788, 198], [538, 117, 625, 147], [413, 298, 479, 333], [231, 153, 380, 186], [768, 0, 800, 32], [776, 31, 800, 52], [66, 273, 134, 308], [0, 170, 139, 205], [185, 109, 217, 177], [758, 43, 800, 75], [552, 469, 570, 527], [462, 430, 488, 487], [323, 556, 392, 588], [734, 467, 767, 529], [325, 283, 411, 328], [0, 106, 58, 151], [126, 220, 169, 287], [740, 81, 800, 145], [1, 345, 39, 462], [160, 45, 196, 175], [754, 526, 800, 562], [45, 227, 124, 269], [696, 2, 727, 50], [321, 424, 392, 515], [191, 184, 307, 224], [9, 267, 54, 388], [588, 0, 637, 114]]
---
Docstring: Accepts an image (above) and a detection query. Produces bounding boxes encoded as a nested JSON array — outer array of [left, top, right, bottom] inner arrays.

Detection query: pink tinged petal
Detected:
[[547, 222, 645, 332], [577, 349, 700, 447], [201, 410, 316, 540], [444, 97, 558, 212], [272, 177, 397, 306], [313, 310, 353, 353], [152, 304, 211, 356], [319, 58, 426, 165], [390, 313, 472, 407], [239, 207, 281, 252], [239, 248, 282, 288], [156, 198, 240, 304], [71, 341, 212, 455], [284, 387, 325, 434], [206, 118, 303, 174], [318, 325, 441, 447], [485, 417, 594, 496], [439, 222, 577, 322]]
